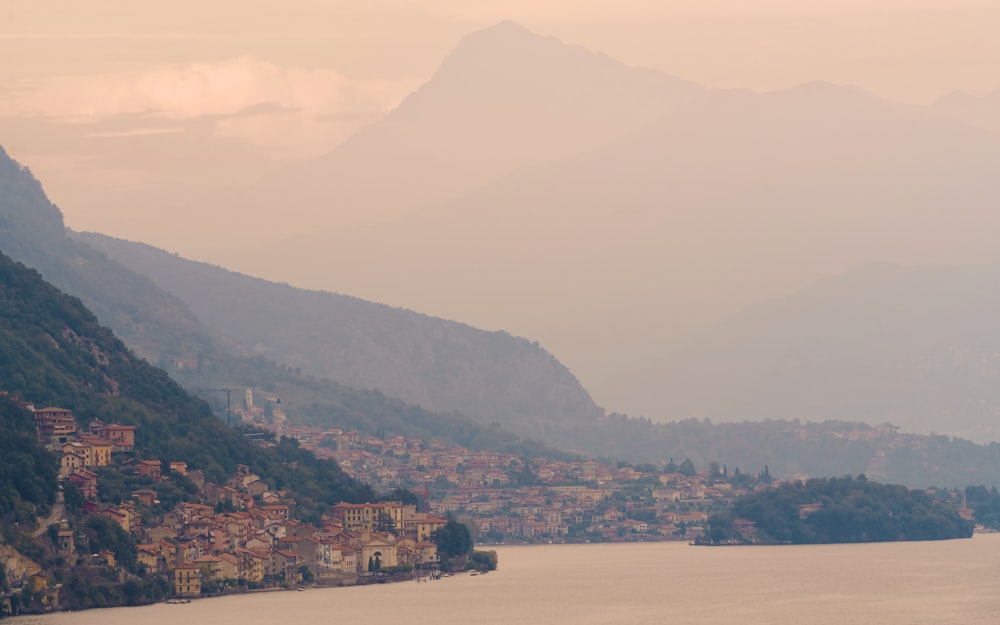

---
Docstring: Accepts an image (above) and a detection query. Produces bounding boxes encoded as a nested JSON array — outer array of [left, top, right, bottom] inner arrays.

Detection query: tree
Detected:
[[299, 565, 314, 583], [678, 458, 696, 476], [468, 550, 498, 571], [708, 461, 721, 479], [380, 488, 419, 506], [375, 511, 396, 533], [430, 518, 473, 558]]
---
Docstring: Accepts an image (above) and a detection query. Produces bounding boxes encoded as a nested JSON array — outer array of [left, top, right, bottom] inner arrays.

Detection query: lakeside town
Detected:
[[5, 390, 982, 614]]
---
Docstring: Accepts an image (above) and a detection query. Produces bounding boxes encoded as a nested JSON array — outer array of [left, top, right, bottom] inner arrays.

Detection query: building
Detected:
[[360, 534, 398, 572], [33, 407, 78, 443], [174, 563, 202, 597], [104, 424, 136, 451], [67, 470, 98, 500], [399, 513, 448, 542], [56, 530, 75, 554], [135, 460, 162, 480], [331, 502, 412, 533], [269, 550, 299, 584], [78, 436, 113, 466]]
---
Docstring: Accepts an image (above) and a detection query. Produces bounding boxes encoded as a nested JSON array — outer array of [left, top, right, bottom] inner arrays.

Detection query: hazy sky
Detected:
[[4, 1, 999, 162], [3, 1, 1000, 261]]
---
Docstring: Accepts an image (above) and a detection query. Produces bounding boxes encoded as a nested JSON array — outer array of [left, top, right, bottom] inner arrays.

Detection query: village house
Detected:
[[59, 448, 86, 476], [78, 436, 113, 466], [135, 459, 162, 479], [269, 549, 299, 584], [104, 424, 136, 451], [67, 470, 98, 499], [174, 563, 202, 597], [56, 529, 75, 554], [169, 461, 188, 476], [237, 548, 266, 583], [137, 544, 162, 574]]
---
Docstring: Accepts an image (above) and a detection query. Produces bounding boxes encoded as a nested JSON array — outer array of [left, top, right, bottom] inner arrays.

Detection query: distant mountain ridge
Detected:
[[206, 20, 708, 252], [75, 231, 604, 432], [618, 261, 1000, 442], [7, 146, 1000, 485], [239, 76, 1000, 423], [0, 144, 602, 447]]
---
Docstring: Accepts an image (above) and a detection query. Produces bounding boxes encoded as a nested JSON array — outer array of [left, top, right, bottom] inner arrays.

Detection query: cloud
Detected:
[[1, 57, 408, 155], [84, 127, 184, 139]]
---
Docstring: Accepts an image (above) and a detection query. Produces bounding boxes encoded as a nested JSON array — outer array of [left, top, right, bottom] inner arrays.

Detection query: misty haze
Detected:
[[2, 3, 1000, 621]]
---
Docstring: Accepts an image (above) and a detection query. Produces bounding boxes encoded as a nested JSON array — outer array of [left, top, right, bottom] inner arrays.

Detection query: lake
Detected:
[[11, 534, 1000, 625]]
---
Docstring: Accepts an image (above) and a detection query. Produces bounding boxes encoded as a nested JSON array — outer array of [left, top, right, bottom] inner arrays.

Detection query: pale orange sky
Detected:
[[4, 1, 999, 121], [2, 0, 999, 237]]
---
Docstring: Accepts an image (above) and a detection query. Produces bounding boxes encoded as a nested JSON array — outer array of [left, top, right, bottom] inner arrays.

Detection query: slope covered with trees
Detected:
[[706, 475, 973, 544], [0, 398, 57, 522], [0, 249, 371, 512]]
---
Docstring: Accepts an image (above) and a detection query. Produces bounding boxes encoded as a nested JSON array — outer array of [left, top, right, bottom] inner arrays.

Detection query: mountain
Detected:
[[932, 89, 1000, 136], [0, 246, 371, 509], [616, 261, 1000, 441], [0, 145, 588, 452], [74, 231, 604, 432], [7, 147, 1000, 484], [187, 20, 707, 256], [239, 82, 1000, 421]]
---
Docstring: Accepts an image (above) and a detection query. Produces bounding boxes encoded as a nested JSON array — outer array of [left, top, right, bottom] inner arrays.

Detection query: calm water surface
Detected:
[[13, 534, 999, 625]]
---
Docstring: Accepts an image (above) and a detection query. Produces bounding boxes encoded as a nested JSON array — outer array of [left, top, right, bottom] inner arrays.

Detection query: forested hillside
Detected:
[[0, 398, 57, 522], [0, 249, 371, 512], [706, 475, 973, 544]]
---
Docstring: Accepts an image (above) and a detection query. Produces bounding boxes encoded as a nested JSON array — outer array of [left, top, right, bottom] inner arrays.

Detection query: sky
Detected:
[[3, 1, 1000, 193], [4, 1, 999, 233]]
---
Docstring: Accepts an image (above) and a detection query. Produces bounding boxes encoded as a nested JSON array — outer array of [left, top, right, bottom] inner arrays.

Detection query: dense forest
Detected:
[[705, 475, 974, 544], [0, 398, 58, 522]]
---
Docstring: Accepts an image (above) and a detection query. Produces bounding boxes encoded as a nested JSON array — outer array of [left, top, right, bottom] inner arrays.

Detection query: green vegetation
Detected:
[[0, 249, 371, 514], [430, 517, 475, 572], [964, 485, 1000, 529], [468, 549, 498, 571], [0, 398, 57, 522], [705, 475, 974, 544], [431, 518, 474, 558]]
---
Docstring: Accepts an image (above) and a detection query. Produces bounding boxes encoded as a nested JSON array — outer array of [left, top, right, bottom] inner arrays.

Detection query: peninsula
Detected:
[[702, 475, 974, 545]]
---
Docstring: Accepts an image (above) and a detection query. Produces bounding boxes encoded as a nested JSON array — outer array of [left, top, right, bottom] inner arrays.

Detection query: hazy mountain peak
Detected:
[[461, 19, 537, 42], [931, 89, 1000, 135], [447, 20, 572, 62], [225, 22, 708, 247], [397, 20, 697, 117]]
